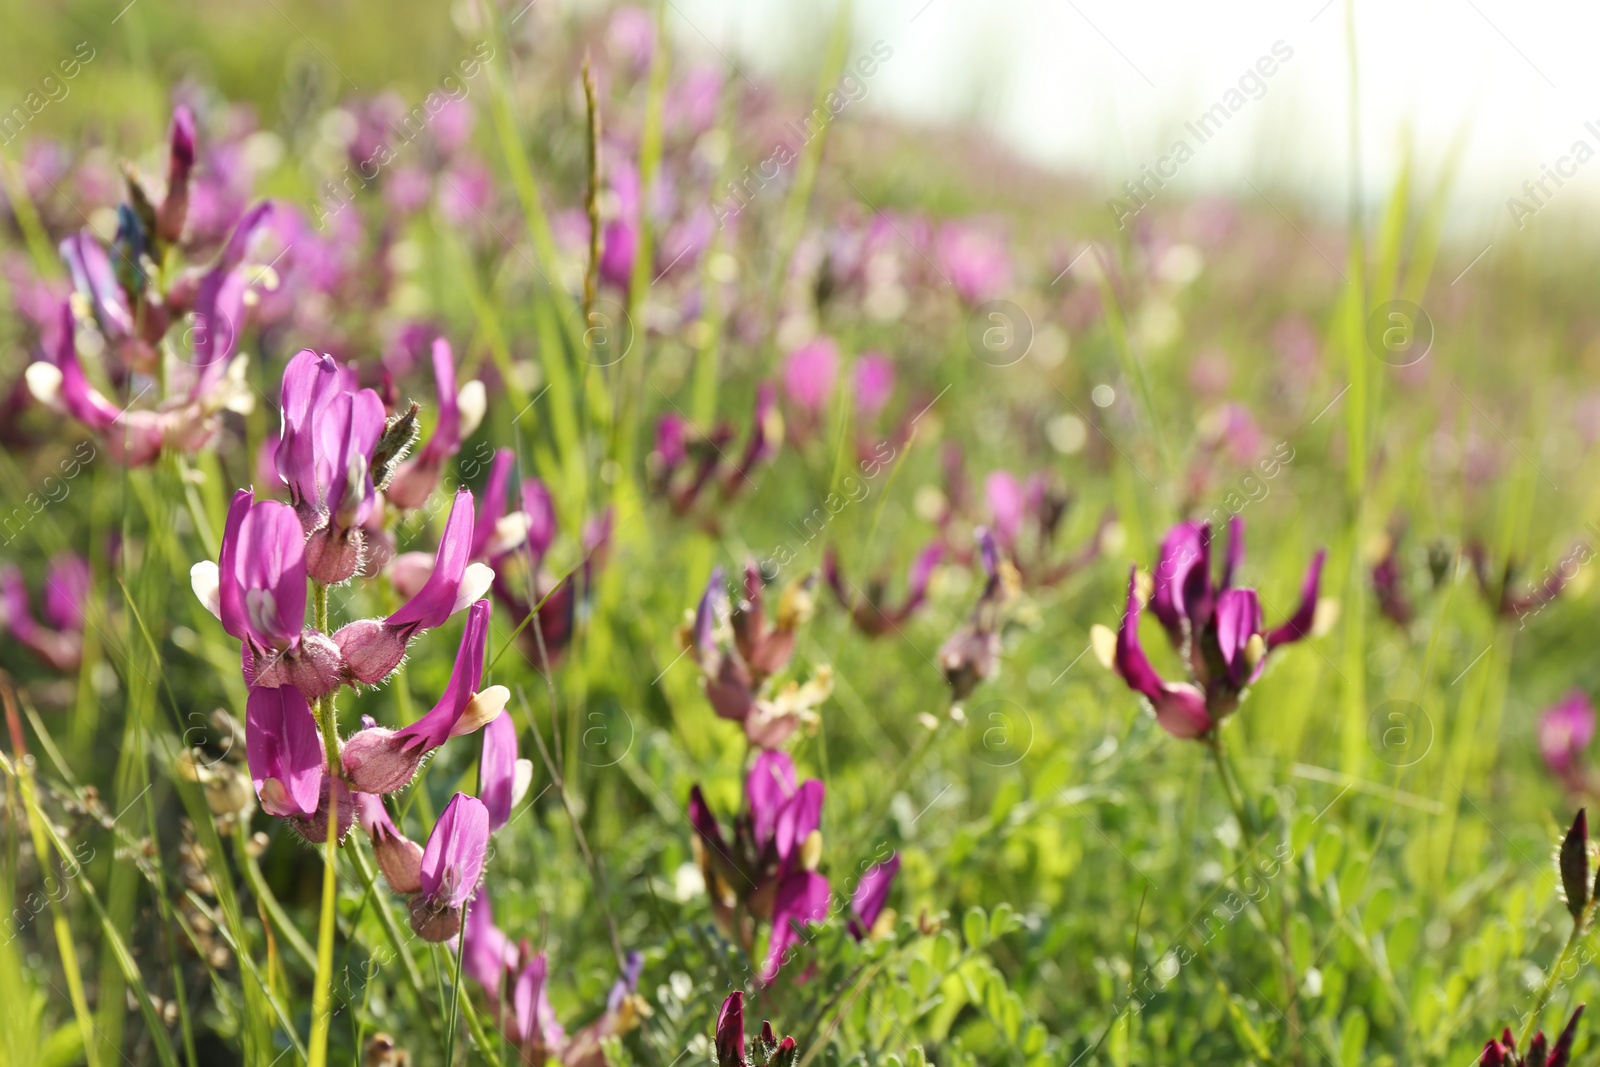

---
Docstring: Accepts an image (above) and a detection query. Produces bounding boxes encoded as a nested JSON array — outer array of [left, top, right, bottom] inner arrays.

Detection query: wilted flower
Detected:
[[1371, 525, 1415, 627], [939, 528, 1018, 700], [1468, 539, 1586, 627], [983, 470, 1111, 588], [1095, 517, 1327, 738], [682, 564, 828, 748], [824, 542, 941, 638], [648, 385, 784, 517]]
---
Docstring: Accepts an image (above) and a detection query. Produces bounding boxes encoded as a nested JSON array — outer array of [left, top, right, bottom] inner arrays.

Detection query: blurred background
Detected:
[[666, 0, 1598, 227], [11, 0, 1600, 232]]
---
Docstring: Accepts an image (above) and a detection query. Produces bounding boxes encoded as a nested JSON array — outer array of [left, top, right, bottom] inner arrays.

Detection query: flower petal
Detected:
[[419, 792, 490, 909], [245, 685, 324, 818]]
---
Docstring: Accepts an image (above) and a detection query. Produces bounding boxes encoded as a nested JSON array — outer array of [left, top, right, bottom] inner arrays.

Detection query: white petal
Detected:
[[456, 380, 487, 439], [510, 758, 535, 807], [489, 512, 532, 556], [1089, 624, 1117, 669], [25, 362, 64, 407], [190, 561, 222, 619], [451, 562, 495, 614], [450, 684, 509, 737]]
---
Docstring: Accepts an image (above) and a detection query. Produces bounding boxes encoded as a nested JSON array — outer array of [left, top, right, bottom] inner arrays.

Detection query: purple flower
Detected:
[[853, 353, 895, 418], [985, 471, 1026, 553], [479, 707, 530, 832], [389, 449, 536, 600], [0, 554, 88, 672], [1111, 567, 1212, 739], [1541, 692, 1596, 794], [782, 337, 840, 417], [192, 489, 343, 698], [937, 221, 1011, 304], [511, 951, 568, 1058], [59, 232, 137, 352], [606, 6, 657, 71], [713, 991, 801, 1067], [244, 684, 325, 819], [385, 338, 485, 510], [1102, 517, 1326, 736], [563, 951, 647, 1067], [1150, 520, 1212, 639], [275, 350, 388, 582], [276, 349, 344, 512], [341, 599, 507, 793], [1479, 1004, 1584, 1067], [764, 869, 830, 982], [190, 201, 275, 400], [460, 886, 518, 994], [334, 488, 494, 685], [727, 384, 784, 497], [600, 155, 641, 290], [26, 301, 163, 465], [688, 752, 830, 980], [409, 791, 489, 941], [652, 387, 785, 516], [848, 854, 900, 939], [1372, 527, 1414, 627], [522, 477, 557, 562]]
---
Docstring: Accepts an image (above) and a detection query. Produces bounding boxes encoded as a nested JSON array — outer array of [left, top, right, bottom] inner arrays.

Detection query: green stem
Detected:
[[1205, 734, 1253, 837], [1206, 733, 1303, 1063], [311, 582, 340, 773], [1520, 903, 1594, 1049], [306, 788, 340, 1067]]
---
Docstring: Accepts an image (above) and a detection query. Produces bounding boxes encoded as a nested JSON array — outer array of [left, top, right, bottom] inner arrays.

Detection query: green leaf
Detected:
[[990, 902, 1017, 940], [963, 907, 989, 949], [1339, 1012, 1368, 1067], [1363, 886, 1396, 937], [909, 957, 935, 997]]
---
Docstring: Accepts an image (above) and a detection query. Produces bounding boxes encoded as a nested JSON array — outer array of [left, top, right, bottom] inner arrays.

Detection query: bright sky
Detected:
[[662, 0, 1600, 236]]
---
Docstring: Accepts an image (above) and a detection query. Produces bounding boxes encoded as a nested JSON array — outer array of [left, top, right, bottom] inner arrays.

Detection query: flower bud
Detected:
[[341, 726, 426, 795], [334, 618, 409, 686]]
